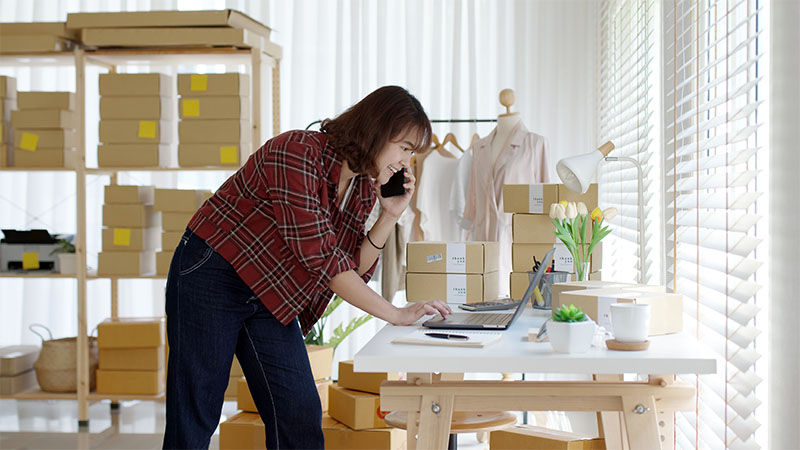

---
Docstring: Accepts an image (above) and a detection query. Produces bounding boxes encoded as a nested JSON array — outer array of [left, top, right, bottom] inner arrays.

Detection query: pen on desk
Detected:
[[424, 332, 469, 341]]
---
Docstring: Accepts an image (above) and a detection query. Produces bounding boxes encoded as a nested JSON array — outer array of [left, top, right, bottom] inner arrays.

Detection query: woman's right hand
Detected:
[[391, 301, 453, 326]]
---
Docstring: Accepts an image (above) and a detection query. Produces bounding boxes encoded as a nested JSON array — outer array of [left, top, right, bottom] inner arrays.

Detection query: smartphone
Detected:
[[380, 168, 407, 198]]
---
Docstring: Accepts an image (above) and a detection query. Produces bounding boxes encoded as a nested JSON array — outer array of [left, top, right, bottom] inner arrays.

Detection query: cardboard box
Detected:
[[17, 91, 75, 110], [0, 145, 6, 167], [179, 96, 249, 120], [0, 76, 17, 99], [178, 143, 244, 167], [82, 27, 263, 48], [558, 288, 682, 335], [156, 251, 174, 275], [97, 317, 165, 349], [12, 148, 78, 168], [0, 369, 37, 395], [96, 369, 165, 395], [11, 109, 77, 129], [178, 119, 249, 144], [512, 213, 593, 244], [225, 375, 245, 400], [219, 412, 266, 450], [14, 129, 79, 150], [102, 204, 158, 228], [328, 383, 390, 430], [0, 35, 74, 53], [503, 183, 599, 214], [512, 242, 585, 273], [230, 356, 243, 376], [160, 211, 195, 232], [104, 185, 155, 205], [406, 241, 499, 274], [323, 414, 406, 450], [405, 271, 500, 304], [550, 280, 639, 309], [99, 73, 172, 97], [0, 21, 80, 40], [178, 73, 250, 97], [97, 251, 156, 276], [98, 346, 165, 371], [0, 98, 14, 122], [490, 425, 606, 450], [97, 143, 173, 167], [306, 345, 334, 381], [100, 96, 174, 120], [101, 227, 159, 251], [0, 345, 40, 376], [237, 378, 332, 413], [154, 188, 209, 212], [161, 231, 182, 250], [99, 119, 172, 144], [559, 183, 599, 212], [337, 360, 400, 395]]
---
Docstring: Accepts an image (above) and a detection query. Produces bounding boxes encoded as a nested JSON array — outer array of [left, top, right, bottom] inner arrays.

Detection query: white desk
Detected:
[[354, 309, 717, 450]]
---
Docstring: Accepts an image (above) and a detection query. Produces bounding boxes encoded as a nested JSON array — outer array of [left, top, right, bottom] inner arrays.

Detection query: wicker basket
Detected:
[[30, 324, 98, 393]]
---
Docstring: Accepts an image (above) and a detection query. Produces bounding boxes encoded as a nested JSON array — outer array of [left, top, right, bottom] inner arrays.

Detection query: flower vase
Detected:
[[574, 260, 590, 281]]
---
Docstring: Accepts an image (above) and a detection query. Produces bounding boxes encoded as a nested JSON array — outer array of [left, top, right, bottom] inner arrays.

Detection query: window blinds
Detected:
[[598, 0, 661, 284], [663, 0, 765, 448]]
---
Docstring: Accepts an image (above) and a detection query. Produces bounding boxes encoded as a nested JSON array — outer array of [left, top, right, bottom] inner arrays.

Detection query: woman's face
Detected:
[[372, 128, 420, 185]]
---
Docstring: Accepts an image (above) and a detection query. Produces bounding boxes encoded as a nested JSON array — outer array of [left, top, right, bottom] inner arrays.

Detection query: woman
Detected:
[[163, 86, 452, 449]]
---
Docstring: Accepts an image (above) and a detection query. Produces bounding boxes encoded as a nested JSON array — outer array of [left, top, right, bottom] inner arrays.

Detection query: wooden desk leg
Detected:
[[404, 373, 433, 450], [650, 374, 676, 450], [416, 393, 455, 450], [621, 394, 661, 450], [595, 374, 629, 450]]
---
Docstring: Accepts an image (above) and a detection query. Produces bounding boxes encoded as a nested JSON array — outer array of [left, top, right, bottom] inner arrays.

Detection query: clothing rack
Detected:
[[304, 118, 496, 130]]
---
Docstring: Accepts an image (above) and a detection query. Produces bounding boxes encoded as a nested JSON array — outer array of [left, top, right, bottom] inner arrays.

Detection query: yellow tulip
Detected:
[[591, 207, 603, 222], [559, 200, 568, 208]]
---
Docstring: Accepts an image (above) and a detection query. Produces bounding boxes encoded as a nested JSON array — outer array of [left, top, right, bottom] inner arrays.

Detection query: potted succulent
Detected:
[[49, 237, 76, 275], [548, 304, 595, 353]]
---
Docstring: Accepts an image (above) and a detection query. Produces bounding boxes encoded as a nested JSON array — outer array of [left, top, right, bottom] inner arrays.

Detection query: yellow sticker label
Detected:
[[138, 121, 156, 139], [183, 99, 200, 117], [113, 228, 131, 247], [20, 132, 39, 152], [219, 146, 238, 164], [190, 74, 208, 91], [22, 252, 40, 270]]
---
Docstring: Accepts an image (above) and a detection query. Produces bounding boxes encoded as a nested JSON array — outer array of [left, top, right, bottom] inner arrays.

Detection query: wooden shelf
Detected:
[[0, 51, 77, 67], [87, 392, 166, 402], [85, 46, 276, 67], [0, 272, 78, 279], [86, 166, 238, 174], [0, 167, 76, 172], [0, 389, 77, 400]]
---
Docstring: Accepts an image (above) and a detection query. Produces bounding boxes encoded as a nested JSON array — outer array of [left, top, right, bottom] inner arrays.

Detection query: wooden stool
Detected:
[[385, 410, 516, 450]]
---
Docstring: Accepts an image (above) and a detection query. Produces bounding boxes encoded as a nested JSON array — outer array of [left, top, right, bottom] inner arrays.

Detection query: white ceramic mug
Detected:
[[609, 303, 651, 343]]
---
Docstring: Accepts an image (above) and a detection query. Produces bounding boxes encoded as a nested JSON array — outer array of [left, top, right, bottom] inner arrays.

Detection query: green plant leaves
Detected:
[[303, 295, 374, 352], [551, 304, 588, 322]]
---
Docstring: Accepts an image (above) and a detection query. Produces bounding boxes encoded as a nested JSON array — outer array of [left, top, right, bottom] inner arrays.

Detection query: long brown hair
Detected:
[[321, 86, 432, 175]]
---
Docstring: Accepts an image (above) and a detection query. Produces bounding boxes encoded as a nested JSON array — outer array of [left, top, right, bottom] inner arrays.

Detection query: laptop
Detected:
[[422, 248, 555, 330]]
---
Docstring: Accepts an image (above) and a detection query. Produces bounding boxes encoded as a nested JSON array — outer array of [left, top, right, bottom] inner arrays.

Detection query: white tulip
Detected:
[[554, 203, 567, 220], [565, 202, 578, 220], [603, 207, 618, 221], [577, 202, 588, 216], [549, 203, 559, 219]]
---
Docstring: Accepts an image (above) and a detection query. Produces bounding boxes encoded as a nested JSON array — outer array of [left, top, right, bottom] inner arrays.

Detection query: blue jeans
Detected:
[[163, 230, 324, 449]]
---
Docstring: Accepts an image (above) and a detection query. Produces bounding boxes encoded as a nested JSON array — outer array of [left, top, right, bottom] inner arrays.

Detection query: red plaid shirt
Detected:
[[188, 130, 378, 335]]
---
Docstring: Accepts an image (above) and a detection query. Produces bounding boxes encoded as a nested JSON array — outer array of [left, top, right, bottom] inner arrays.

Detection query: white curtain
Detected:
[[0, 0, 597, 374]]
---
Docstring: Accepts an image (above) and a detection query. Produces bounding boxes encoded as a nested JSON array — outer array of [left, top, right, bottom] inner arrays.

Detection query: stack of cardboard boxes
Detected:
[[504, 183, 601, 301], [0, 21, 79, 53], [177, 73, 250, 168], [96, 317, 166, 395], [490, 425, 606, 449], [99, 185, 158, 276], [225, 357, 245, 401], [405, 242, 500, 304], [153, 188, 211, 275], [98, 73, 174, 167], [0, 345, 39, 395], [11, 91, 78, 168], [0, 76, 16, 167]]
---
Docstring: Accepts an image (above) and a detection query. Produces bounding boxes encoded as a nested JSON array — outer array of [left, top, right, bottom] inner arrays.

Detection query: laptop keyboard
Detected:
[[461, 313, 514, 325]]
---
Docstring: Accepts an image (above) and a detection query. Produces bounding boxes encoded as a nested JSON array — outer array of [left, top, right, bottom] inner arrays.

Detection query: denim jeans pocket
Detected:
[[179, 235, 214, 276]]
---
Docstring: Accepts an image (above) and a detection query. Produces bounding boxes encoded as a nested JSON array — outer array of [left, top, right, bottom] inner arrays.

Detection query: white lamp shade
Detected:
[[556, 150, 604, 193]]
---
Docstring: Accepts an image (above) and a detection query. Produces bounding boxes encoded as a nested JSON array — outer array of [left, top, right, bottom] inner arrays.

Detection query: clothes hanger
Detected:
[[441, 132, 464, 153], [430, 133, 457, 159]]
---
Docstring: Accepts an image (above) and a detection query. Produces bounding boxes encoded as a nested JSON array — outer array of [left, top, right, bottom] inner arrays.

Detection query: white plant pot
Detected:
[[58, 253, 76, 275], [548, 320, 595, 353]]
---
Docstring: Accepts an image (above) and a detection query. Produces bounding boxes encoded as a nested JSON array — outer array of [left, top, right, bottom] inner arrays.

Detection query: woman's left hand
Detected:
[[374, 163, 415, 220]]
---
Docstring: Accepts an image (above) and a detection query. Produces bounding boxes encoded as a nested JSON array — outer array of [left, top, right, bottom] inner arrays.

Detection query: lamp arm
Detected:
[[604, 156, 645, 283]]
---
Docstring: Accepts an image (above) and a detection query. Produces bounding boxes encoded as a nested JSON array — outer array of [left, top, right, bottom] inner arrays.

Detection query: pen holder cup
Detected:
[[531, 271, 570, 310]]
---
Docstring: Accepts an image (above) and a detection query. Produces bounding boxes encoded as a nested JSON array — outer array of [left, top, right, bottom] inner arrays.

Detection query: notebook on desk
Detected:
[[392, 330, 502, 348]]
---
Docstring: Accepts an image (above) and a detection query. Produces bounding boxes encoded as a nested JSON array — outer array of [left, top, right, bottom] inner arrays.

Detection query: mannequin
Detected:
[[490, 89, 523, 165]]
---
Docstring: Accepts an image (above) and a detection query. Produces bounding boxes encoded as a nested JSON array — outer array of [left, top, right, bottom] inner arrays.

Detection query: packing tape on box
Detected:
[[190, 74, 207, 91], [113, 228, 131, 246], [446, 274, 467, 302], [219, 146, 237, 164], [182, 99, 199, 117], [138, 121, 156, 139], [20, 132, 38, 152], [445, 243, 466, 273], [528, 184, 544, 213], [22, 252, 39, 270]]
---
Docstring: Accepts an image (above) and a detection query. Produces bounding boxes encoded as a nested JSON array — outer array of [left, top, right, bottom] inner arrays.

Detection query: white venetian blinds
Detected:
[[664, 0, 766, 448], [597, 0, 661, 284]]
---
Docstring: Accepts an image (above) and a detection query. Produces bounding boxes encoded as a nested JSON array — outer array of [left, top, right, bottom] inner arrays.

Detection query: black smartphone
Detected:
[[380, 168, 407, 198]]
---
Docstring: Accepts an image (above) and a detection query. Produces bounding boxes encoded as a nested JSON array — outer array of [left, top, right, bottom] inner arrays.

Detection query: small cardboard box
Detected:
[[406, 241, 499, 274], [178, 73, 250, 97], [0, 21, 80, 40], [17, 91, 75, 110], [337, 360, 401, 395], [558, 288, 682, 335], [13, 148, 78, 168], [15, 129, 79, 150], [225, 375, 245, 400], [100, 96, 174, 120], [503, 183, 599, 214], [559, 183, 599, 212], [99, 119, 172, 144], [230, 356, 244, 376], [512, 242, 584, 273], [98, 346, 165, 371], [550, 280, 640, 309], [156, 251, 174, 275], [490, 425, 606, 450], [0, 35, 74, 53], [161, 231, 183, 250], [0, 369, 37, 395], [0, 145, 6, 167], [219, 412, 266, 450], [96, 369, 165, 395], [178, 119, 250, 144], [0, 76, 17, 99], [101, 227, 159, 251], [154, 188, 209, 212], [237, 378, 331, 413], [405, 271, 500, 304], [67, 9, 271, 37], [11, 109, 78, 129], [323, 414, 406, 450], [306, 345, 334, 381], [0, 345, 40, 376], [178, 143, 244, 167], [104, 185, 155, 205], [179, 96, 250, 120], [97, 251, 156, 276], [160, 211, 195, 232], [328, 383, 390, 430], [99, 73, 172, 97], [97, 317, 165, 349], [102, 204, 159, 228], [97, 144, 173, 167], [512, 213, 556, 243]]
